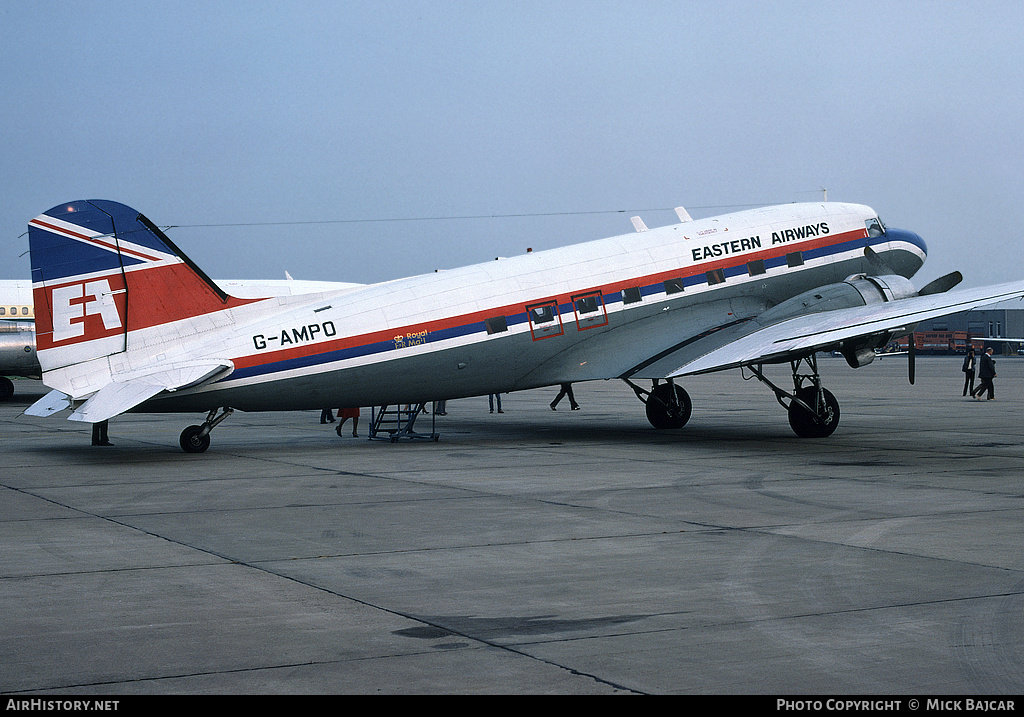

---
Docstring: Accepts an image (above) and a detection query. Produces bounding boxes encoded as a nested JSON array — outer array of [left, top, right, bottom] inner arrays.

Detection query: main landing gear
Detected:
[[746, 354, 840, 438], [179, 407, 234, 453], [625, 378, 693, 429], [626, 353, 840, 438]]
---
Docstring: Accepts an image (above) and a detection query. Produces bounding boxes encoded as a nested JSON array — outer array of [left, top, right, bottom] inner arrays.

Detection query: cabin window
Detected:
[[575, 295, 599, 314], [622, 286, 642, 304], [485, 315, 508, 334], [572, 290, 608, 330], [865, 217, 886, 237], [22, 307, 29, 315], [747, 259, 766, 276], [664, 278, 685, 295], [706, 269, 725, 285], [0, 308, 5, 316], [526, 299, 564, 340], [786, 252, 804, 268], [529, 304, 556, 324]]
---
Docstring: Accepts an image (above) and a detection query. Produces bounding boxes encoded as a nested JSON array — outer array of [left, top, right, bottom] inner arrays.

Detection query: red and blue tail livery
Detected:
[[23, 196, 1024, 451], [29, 200, 253, 358]]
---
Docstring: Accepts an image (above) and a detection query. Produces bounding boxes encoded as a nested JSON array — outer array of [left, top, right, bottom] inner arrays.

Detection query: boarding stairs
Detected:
[[368, 403, 439, 442]]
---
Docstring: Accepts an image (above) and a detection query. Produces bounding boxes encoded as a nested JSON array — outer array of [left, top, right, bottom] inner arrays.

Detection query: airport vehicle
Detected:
[[23, 199, 1024, 451]]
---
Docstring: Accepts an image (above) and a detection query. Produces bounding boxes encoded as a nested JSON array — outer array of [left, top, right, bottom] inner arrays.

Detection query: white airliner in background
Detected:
[[20, 198, 1024, 452], [0, 279, 35, 400]]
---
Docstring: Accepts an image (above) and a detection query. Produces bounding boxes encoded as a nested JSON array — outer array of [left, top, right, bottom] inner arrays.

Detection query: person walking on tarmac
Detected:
[[962, 348, 976, 397], [335, 407, 360, 437], [971, 347, 997, 400], [550, 383, 579, 411]]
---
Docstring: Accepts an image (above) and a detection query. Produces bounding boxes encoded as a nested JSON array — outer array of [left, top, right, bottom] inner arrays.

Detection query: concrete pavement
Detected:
[[2, 356, 1023, 694]]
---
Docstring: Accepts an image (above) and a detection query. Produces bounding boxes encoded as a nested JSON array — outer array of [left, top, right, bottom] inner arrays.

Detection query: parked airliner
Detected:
[[22, 199, 1024, 451]]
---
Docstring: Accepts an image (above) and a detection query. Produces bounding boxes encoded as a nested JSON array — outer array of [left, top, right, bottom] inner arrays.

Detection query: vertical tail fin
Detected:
[[28, 200, 253, 383]]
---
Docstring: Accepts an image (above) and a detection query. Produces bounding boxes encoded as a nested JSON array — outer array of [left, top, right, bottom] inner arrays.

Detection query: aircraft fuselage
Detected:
[[115, 202, 923, 412]]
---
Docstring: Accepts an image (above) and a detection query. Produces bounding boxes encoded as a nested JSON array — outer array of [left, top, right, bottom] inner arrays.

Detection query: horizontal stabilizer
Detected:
[[24, 389, 72, 417], [668, 280, 1024, 377], [68, 360, 234, 424], [69, 381, 166, 424]]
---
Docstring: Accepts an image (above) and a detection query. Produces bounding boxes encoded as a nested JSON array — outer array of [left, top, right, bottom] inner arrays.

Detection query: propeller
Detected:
[[864, 248, 964, 383], [909, 271, 962, 384], [918, 271, 963, 296], [863, 245, 891, 275], [908, 340, 915, 385]]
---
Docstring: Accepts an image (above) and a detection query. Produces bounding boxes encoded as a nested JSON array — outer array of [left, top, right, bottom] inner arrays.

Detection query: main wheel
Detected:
[[788, 387, 840, 438], [645, 383, 692, 429], [179, 425, 211, 453], [0, 377, 13, 401]]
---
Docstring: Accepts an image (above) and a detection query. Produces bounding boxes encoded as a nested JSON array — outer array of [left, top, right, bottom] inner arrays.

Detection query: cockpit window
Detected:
[[865, 217, 886, 237]]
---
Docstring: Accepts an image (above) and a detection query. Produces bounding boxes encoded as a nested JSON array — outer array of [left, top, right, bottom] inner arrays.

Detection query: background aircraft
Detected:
[[0, 279, 35, 400], [22, 199, 1024, 452]]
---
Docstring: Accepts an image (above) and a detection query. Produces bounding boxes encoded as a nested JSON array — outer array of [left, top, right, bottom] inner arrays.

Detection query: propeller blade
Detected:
[[908, 340, 916, 385], [864, 246, 892, 274], [918, 271, 963, 296]]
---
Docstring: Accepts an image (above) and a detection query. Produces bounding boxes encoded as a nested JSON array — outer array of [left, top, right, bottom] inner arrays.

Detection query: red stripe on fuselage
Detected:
[[229, 226, 869, 373]]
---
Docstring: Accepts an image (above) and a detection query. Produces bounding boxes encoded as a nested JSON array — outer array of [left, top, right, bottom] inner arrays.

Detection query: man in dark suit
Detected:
[[972, 347, 997, 400]]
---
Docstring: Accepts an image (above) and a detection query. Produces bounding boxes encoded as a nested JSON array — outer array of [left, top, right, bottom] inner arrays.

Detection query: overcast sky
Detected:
[[4, 1, 1024, 290]]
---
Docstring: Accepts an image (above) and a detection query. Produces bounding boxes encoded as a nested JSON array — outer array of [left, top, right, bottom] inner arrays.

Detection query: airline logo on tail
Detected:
[[51, 279, 124, 342], [29, 200, 259, 358]]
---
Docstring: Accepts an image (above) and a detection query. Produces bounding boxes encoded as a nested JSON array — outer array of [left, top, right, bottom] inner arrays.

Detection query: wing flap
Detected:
[[668, 280, 1024, 377]]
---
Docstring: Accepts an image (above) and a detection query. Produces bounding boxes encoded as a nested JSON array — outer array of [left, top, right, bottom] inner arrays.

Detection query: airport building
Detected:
[[899, 306, 1024, 354]]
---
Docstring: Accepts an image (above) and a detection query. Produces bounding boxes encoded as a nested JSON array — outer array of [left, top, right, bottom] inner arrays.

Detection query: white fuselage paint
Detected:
[[70, 201, 924, 414]]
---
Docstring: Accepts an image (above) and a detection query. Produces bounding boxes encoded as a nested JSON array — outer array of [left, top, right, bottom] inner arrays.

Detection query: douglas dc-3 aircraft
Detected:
[[22, 198, 1024, 452]]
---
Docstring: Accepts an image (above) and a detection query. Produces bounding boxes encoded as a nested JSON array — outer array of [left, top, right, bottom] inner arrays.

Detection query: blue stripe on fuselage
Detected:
[[224, 229, 922, 384]]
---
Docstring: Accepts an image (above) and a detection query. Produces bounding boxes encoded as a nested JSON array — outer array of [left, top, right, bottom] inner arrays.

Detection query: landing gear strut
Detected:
[[746, 354, 840, 438], [179, 407, 234, 453], [625, 378, 692, 429]]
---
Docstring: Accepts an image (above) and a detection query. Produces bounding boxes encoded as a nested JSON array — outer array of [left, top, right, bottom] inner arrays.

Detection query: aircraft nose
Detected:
[[880, 227, 927, 277], [884, 227, 927, 257]]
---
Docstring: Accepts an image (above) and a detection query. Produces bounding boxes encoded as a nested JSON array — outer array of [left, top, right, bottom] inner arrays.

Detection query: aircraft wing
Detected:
[[668, 280, 1024, 377]]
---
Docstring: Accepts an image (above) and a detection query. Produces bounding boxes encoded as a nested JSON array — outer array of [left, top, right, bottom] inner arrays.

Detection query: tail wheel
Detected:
[[179, 425, 211, 453], [788, 387, 840, 438], [645, 383, 692, 429]]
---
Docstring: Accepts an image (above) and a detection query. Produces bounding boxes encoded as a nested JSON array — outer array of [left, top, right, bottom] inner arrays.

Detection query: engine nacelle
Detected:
[[754, 274, 918, 368], [756, 274, 917, 327], [0, 321, 40, 378]]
